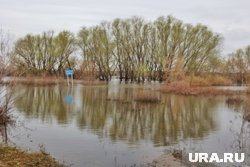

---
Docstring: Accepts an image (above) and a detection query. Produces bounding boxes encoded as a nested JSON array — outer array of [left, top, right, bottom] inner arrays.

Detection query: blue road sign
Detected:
[[65, 70, 74, 75]]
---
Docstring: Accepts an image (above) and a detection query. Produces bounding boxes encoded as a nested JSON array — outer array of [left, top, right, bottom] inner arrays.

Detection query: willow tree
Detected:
[[153, 16, 222, 80], [78, 27, 95, 76], [78, 23, 115, 81], [111, 18, 135, 81], [77, 16, 222, 82], [12, 31, 76, 75], [153, 16, 184, 81], [54, 31, 76, 74]]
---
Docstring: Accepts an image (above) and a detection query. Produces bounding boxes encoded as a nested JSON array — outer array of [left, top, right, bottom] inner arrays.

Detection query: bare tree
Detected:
[[0, 28, 12, 78]]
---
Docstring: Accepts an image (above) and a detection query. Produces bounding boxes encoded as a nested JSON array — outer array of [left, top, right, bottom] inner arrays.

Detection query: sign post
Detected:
[[65, 70, 74, 86]]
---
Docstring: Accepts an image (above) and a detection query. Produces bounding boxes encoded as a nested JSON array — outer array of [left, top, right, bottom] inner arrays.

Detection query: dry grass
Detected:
[[207, 75, 233, 86], [188, 75, 232, 86], [0, 146, 66, 167], [134, 92, 160, 103], [161, 81, 243, 96], [189, 76, 209, 86]]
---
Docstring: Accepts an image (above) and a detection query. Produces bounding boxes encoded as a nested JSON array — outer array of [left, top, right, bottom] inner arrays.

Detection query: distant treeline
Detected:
[[1, 16, 250, 83]]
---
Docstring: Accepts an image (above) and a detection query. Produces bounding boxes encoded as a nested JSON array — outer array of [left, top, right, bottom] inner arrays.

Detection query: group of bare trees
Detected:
[[12, 31, 76, 75], [225, 46, 250, 84], [78, 16, 222, 82], [2, 16, 222, 81]]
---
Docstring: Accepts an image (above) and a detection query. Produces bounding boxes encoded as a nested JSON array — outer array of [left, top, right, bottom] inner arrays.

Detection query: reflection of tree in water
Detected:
[[13, 85, 74, 124], [76, 87, 218, 145], [0, 86, 15, 144], [238, 120, 250, 166], [225, 96, 250, 166], [236, 97, 250, 166], [13, 85, 218, 145]]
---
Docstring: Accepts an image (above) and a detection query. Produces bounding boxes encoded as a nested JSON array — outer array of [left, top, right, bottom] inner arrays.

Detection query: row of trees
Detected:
[[1, 16, 250, 82], [10, 16, 221, 81], [78, 16, 222, 81]]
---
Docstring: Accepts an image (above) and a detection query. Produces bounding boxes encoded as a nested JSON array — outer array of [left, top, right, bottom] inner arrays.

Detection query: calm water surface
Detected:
[[3, 82, 250, 167]]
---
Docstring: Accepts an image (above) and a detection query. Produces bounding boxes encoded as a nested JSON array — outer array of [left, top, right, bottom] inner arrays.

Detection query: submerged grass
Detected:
[[107, 91, 160, 104], [160, 81, 244, 96], [0, 146, 66, 167], [1, 77, 107, 86], [1, 77, 65, 86], [134, 92, 160, 103]]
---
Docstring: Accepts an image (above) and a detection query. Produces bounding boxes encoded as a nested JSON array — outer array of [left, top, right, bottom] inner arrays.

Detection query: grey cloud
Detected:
[[1, 0, 250, 55]]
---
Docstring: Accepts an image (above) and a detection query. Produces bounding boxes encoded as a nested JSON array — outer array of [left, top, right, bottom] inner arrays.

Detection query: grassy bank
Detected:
[[0, 146, 66, 167]]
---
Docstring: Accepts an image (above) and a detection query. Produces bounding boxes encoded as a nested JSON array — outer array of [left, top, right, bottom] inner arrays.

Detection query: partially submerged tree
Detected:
[[78, 16, 222, 82], [12, 16, 222, 81]]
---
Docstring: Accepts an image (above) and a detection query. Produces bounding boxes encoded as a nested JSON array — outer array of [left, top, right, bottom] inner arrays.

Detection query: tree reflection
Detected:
[[13, 85, 74, 124], [226, 96, 250, 166], [13, 85, 218, 145], [239, 97, 250, 166]]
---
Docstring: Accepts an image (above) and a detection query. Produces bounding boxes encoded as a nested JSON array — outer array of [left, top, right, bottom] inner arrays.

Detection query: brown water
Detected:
[[3, 82, 250, 167]]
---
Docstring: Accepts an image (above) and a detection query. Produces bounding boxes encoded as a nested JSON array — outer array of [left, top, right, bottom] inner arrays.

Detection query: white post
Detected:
[[67, 75, 69, 86]]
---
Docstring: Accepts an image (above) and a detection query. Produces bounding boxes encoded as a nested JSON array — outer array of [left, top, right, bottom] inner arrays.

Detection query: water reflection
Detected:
[[14, 85, 74, 124], [13, 85, 218, 146], [0, 86, 15, 144], [225, 96, 250, 166], [239, 97, 250, 166], [64, 85, 74, 104]]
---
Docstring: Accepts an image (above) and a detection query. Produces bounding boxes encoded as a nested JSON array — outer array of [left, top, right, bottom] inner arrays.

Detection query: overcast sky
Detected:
[[1, 0, 250, 55]]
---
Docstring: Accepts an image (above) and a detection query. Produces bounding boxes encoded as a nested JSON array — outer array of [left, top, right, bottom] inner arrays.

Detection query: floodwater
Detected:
[[2, 82, 250, 167]]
